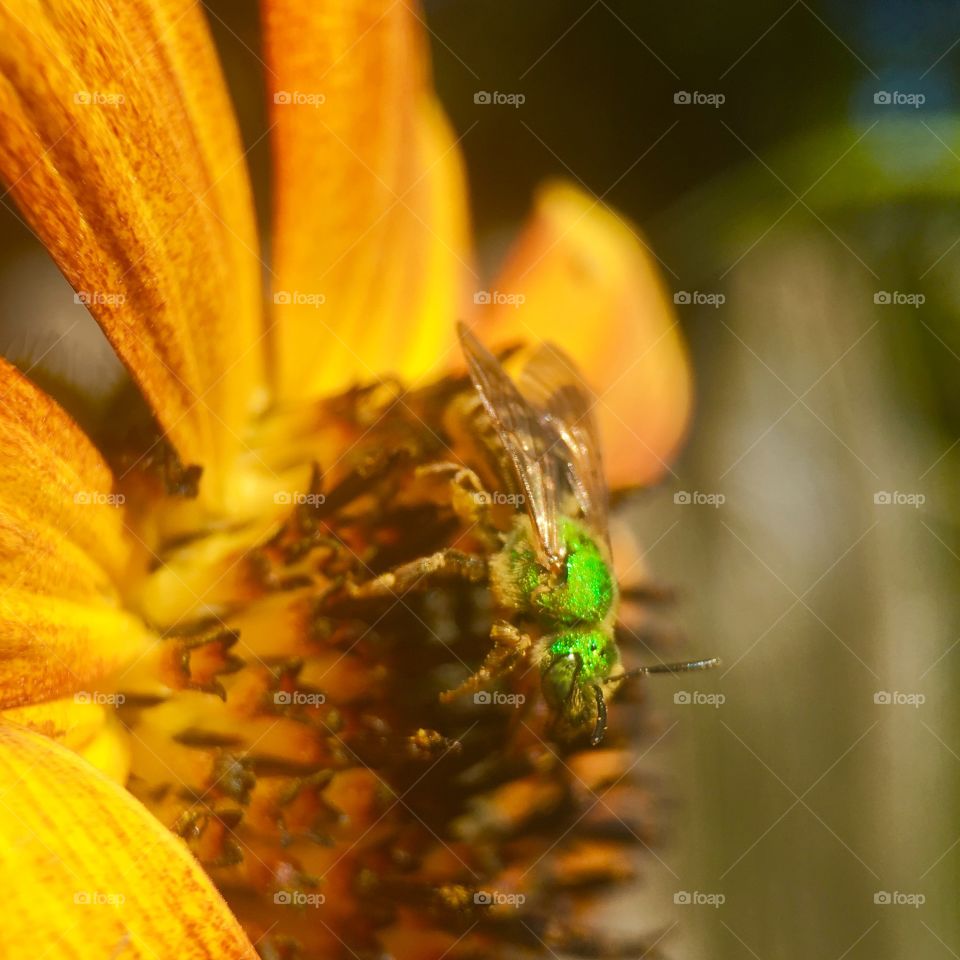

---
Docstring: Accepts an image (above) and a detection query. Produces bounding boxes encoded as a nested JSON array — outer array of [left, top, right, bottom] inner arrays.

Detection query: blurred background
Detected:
[[2, 1, 957, 956]]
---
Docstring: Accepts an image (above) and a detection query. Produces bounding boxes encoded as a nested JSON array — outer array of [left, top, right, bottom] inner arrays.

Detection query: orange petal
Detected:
[[263, 0, 471, 400], [0, 589, 150, 710], [0, 723, 257, 958], [0, 0, 263, 498], [476, 182, 693, 488], [0, 358, 151, 708], [0, 357, 127, 579]]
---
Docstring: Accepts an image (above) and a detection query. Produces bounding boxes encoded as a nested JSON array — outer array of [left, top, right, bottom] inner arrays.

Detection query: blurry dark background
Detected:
[[4, 1, 960, 956]]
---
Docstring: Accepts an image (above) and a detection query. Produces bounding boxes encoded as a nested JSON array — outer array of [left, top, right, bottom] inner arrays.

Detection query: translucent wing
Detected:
[[457, 323, 566, 570], [517, 341, 610, 542]]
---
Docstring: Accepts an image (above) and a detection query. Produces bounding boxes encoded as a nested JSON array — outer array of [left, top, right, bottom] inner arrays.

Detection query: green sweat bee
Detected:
[[453, 323, 718, 744], [348, 324, 718, 743]]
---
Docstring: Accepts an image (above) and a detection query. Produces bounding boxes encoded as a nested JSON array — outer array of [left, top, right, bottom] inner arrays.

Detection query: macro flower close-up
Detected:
[[0, 1, 697, 957], [6, 1, 952, 957]]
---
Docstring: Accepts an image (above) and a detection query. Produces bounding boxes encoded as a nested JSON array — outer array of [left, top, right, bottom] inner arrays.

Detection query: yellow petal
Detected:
[[76, 715, 132, 785], [0, 591, 150, 710], [2, 697, 107, 750], [263, 0, 471, 400], [1, 697, 131, 783], [0, 723, 257, 958], [0, 359, 151, 708], [0, 0, 263, 498], [477, 182, 693, 488]]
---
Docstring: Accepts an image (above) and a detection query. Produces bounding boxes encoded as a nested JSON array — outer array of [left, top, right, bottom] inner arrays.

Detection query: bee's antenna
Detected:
[[603, 657, 721, 684], [590, 684, 608, 746]]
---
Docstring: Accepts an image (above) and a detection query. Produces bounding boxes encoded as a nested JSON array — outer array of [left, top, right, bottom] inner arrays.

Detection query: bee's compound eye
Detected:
[[541, 654, 577, 710]]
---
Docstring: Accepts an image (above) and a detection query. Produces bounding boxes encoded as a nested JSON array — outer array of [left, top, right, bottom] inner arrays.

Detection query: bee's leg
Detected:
[[347, 548, 487, 599], [439, 620, 532, 703], [415, 463, 499, 541]]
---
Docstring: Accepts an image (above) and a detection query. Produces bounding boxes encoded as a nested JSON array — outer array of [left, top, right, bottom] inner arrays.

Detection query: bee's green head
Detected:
[[492, 517, 616, 625], [540, 629, 620, 741]]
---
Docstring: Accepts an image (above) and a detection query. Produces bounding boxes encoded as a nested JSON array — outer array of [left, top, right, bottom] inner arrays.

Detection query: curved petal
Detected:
[[0, 591, 150, 709], [263, 0, 471, 400], [0, 723, 257, 958], [1, 697, 109, 750], [0, 358, 151, 708], [1, 697, 131, 783], [0, 0, 263, 498], [0, 357, 128, 577], [476, 182, 693, 488]]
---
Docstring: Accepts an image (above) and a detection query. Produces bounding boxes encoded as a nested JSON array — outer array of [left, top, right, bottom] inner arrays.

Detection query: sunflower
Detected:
[[0, 1, 692, 957]]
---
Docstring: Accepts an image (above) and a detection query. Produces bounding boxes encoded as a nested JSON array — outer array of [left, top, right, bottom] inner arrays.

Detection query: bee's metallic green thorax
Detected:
[[490, 516, 617, 626]]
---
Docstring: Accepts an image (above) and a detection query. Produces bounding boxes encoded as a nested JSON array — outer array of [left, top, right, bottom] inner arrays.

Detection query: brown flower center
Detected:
[[111, 377, 655, 959]]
